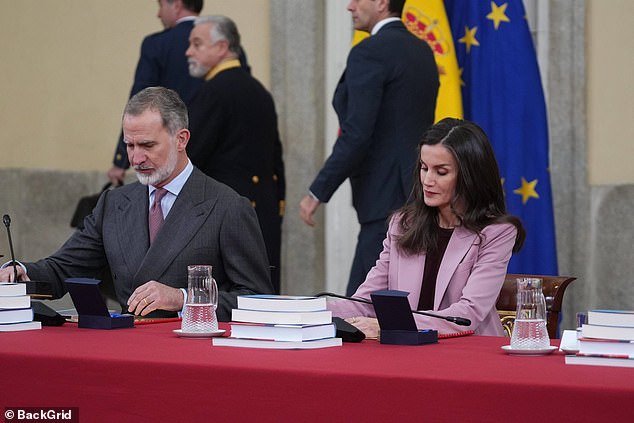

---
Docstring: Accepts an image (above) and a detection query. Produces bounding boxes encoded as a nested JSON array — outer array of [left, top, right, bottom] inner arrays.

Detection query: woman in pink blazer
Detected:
[[328, 118, 525, 336]]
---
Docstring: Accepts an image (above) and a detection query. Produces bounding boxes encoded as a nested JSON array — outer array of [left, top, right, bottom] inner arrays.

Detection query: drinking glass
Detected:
[[510, 277, 550, 349], [181, 265, 218, 333]]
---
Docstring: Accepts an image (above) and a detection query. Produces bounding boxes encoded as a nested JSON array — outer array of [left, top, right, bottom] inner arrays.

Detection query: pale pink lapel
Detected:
[[434, 226, 477, 310], [395, 251, 426, 309]]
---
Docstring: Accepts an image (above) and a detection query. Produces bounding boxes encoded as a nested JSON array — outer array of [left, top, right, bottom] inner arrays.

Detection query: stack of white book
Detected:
[[565, 309, 634, 368], [212, 295, 342, 349], [0, 282, 41, 332]]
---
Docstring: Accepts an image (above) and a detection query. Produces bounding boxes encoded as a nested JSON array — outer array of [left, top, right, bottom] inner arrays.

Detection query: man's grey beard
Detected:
[[188, 59, 210, 78], [135, 147, 178, 186]]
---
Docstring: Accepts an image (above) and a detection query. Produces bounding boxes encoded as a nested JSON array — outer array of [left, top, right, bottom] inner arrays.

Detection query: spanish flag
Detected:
[[352, 0, 463, 120]]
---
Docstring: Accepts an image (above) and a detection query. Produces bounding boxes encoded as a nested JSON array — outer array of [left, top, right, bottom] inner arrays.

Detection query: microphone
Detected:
[[315, 291, 471, 326], [2, 214, 65, 326], [3, 214, 19, 283]]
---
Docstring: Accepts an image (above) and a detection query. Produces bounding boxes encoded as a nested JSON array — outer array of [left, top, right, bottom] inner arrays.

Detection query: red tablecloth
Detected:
[[2, 322, 632, 422]]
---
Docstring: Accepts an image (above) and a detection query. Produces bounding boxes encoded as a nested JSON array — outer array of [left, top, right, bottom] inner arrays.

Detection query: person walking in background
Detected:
[[299, 0, 439, 296], [186, 15, 285, 294]]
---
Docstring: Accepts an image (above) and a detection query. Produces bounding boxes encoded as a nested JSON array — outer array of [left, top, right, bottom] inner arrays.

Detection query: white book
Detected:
[[230, 323, 336, 342], [0, 283, 27, 297], [237, 295, 327, 312], [231, 308, 332, 325], [581, 323, 634, 341], [213, 336, 342, 349], [579, 338, 634, 356], [587, 309, 634, 328], [0, 295, 31, 310], [565, 354, 634, 368], [0, 321, 42, 332], [0, 308, 34, 324]]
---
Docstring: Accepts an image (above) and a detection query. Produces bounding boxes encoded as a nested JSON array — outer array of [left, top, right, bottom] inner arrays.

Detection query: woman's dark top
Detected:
[[417, 227, 454, 310]]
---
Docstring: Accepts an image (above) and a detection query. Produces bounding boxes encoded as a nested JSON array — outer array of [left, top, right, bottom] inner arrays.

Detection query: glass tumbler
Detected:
[[510, 277, 550, 349], [181, 265, 218, 333]]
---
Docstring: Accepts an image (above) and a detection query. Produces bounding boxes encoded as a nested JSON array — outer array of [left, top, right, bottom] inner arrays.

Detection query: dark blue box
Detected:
[[64, 278, 134, 329], [371, 289, 438, 345]]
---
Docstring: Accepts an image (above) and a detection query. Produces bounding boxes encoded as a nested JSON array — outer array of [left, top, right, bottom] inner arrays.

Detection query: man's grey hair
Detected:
[[124, 87, 188, 135], [194, 15, 241, 56]]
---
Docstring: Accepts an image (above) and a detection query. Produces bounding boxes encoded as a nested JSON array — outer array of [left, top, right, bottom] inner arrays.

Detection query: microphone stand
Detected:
[[315, 291, 471, 326], [2, 214, 63, 325], [3, 214, 19, 283]]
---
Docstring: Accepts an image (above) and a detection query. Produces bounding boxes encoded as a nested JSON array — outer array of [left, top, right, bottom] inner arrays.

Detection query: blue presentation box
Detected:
[[64, 278, 134, 329], [371, 289, 438, 346], [379, 329, 438, 346]]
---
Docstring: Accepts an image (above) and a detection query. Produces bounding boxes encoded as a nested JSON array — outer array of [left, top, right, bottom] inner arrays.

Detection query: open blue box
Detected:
[[371, 290, 438, 345], [64, 278, 134, 329]]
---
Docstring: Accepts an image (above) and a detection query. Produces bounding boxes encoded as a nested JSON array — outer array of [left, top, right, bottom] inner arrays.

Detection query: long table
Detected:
[[2, 321, 632, 422]]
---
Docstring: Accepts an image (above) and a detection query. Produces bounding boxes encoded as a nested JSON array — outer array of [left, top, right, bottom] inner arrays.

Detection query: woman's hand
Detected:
[[346, 316, 380, 339]]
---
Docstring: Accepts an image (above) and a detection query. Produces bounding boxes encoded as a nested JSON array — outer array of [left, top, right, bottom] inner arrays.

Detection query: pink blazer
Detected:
[[328, 218, 517, 336]]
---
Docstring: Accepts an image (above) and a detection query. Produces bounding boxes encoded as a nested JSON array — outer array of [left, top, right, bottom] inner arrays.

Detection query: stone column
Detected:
[[270, 0, 326, 295], [548, 0, 590, 329]]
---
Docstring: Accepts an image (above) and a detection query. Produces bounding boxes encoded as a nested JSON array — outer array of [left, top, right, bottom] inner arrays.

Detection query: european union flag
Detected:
[[445, 0, 558, 274]]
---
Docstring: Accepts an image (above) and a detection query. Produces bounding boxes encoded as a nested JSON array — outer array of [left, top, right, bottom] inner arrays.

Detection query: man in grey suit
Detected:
[[299, 0, 439, 295], [0, 87, 273, 321]]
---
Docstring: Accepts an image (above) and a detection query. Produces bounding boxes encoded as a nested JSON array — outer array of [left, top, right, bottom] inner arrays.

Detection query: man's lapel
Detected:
[[134, 170, 219, 284], [115, 183, 150, 278]]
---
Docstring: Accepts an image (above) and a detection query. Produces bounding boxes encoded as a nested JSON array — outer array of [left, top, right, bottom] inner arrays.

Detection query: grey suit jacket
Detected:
[[27, 168, 273, 320]]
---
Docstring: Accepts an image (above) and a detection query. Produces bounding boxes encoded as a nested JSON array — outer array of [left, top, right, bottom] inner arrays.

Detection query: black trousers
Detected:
[[346, 218, 389, 296]]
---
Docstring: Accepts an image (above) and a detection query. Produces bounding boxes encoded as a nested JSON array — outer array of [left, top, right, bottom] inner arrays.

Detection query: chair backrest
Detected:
[[496, 274, 577, 339]]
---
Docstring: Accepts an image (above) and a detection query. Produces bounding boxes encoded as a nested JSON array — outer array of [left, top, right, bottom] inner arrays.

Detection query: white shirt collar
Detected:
[[149, 160, 193, 198], [371, 17, 401, 35], [175, 16, 197, 25]]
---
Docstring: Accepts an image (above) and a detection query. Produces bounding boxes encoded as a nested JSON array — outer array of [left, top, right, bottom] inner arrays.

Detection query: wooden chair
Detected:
[[496, 274, 577, 339]]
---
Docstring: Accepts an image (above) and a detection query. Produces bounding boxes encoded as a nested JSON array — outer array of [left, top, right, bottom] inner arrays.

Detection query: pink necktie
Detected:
[[149, 188, 168, 244]]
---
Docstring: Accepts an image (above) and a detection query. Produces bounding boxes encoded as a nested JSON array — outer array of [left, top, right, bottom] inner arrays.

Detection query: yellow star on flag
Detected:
[[513, 177, 539, 204], [459, 67, 465, 86], [487, 2, 511, 30], [458, 26, 480, 54]]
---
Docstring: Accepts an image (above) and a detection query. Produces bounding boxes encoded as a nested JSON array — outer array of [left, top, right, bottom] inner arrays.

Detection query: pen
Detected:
[[134, 317, 182, 325]]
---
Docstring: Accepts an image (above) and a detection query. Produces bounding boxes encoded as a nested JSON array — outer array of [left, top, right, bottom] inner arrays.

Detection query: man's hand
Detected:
[[346, 316, 380, 339], [299, 195, 321, 226], [127, 281, 184, 316], [0, 264, 29, 282], [107, 166, 126, 186]]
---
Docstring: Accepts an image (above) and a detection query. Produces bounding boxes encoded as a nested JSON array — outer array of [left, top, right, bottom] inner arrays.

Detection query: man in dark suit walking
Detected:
[[1, 87, 273, 321], [299, 0, 439, 295], [186, 15, 285, 294]]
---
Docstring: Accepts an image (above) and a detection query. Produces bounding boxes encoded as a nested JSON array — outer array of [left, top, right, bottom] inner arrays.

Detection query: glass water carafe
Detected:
[[181, 265, 218, 333], [510, 277, 550, 349]]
